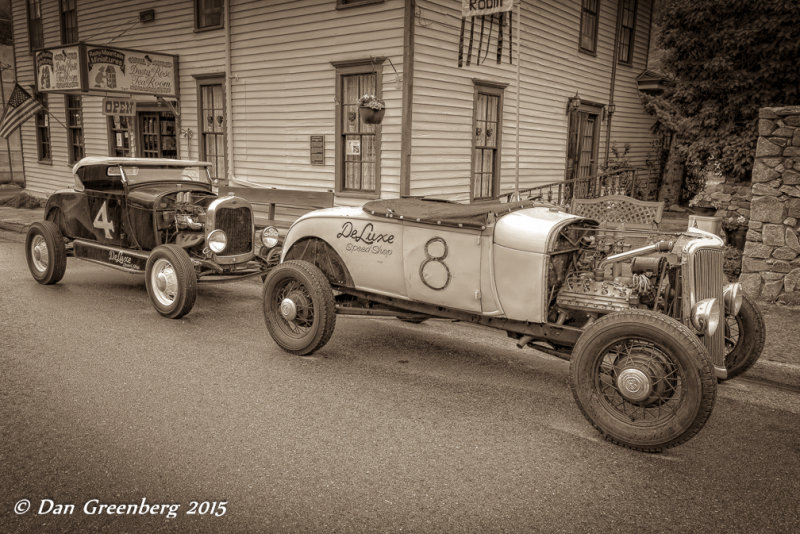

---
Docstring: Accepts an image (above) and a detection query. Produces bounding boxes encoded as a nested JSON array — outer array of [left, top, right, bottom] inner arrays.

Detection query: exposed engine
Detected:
[[154, 190, 217, 250], [549, 223, 678, 324]]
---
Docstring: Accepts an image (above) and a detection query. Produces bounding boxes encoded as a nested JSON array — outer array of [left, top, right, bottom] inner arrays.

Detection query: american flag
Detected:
[[0, 84, 45, 139]]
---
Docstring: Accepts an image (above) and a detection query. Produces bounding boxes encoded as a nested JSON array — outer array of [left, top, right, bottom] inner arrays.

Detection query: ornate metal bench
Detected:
[[570, 194, 664, 246]]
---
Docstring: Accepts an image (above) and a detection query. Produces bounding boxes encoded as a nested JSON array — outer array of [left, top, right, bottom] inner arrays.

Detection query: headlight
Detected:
[[723, 282, 743, 316], [207, 229, 227, 254], [691, 298, 720, 336], [261, 226, 280, 249]]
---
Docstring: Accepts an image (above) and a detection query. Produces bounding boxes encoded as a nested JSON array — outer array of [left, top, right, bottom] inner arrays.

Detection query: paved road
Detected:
[[2, 238, 799, 533]]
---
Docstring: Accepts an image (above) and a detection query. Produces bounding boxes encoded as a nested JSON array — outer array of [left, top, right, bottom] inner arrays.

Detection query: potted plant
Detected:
[[722, 214, 748, 250], [357, 94, 385, 125]]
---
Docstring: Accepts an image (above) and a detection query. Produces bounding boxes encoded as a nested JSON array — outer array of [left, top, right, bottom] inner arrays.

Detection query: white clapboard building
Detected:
[[10, 0, 661, 203]]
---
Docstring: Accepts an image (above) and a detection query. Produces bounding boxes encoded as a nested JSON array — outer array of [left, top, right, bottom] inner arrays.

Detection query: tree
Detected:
[[643, 0, 800, 197]]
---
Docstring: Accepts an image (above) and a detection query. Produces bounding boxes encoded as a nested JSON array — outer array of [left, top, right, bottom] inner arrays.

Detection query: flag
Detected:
[[0, 84, 45, 139]]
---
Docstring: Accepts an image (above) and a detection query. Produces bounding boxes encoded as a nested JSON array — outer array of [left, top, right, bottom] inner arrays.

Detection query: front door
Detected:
[[566, 105, 601, 198], [139, 111, 177, 159]]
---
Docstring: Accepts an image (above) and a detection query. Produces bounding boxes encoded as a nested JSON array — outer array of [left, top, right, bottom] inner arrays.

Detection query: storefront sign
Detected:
[[35, 44, 178, 97], [102, 97, 136, 116], [87, 46, 177, 96], [36, 46, 82, 92], [461, 0, 513, 17]]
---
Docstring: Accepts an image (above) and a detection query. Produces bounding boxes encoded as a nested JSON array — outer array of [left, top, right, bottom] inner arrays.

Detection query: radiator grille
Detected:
[[692, 248, 725, 368], [215, 206, 253, 255]]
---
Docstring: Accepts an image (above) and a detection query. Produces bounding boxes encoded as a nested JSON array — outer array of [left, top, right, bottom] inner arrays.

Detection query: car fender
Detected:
[[283, 207, 407, 298], [45, 190, 94, 239]]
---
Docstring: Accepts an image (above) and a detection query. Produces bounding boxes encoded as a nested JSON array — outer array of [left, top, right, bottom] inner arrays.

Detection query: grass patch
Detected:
[[0, 192, 46, 209]]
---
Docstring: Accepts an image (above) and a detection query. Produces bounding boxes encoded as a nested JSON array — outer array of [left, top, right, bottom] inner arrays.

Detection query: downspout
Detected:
[[605, 0, 623, 168], [400, 0, 415, 197], [225, 0, 235, 183], [514, 0, 522, 195]]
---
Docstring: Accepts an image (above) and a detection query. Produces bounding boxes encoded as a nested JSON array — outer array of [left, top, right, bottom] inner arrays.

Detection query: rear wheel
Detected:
[[723, 293, 765, 379], [569, 310, 716, 452], [145, 245, 197, 319], [263, 260, 336, 355], [25, 221, 67, 285]]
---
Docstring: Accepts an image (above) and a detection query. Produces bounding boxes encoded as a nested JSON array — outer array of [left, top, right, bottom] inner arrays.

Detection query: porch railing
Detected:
[[503, 166, 657, 205]]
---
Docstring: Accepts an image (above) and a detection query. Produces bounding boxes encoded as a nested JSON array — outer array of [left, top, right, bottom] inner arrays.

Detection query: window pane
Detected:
[[343, 76, 359, 134], [197, 0, 223, 28], [580, 0, 598, 53], [472, 87, 502, 200]]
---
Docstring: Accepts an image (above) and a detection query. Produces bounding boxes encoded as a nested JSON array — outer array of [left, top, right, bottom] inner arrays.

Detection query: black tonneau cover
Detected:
[[362, 198, 541, 229]]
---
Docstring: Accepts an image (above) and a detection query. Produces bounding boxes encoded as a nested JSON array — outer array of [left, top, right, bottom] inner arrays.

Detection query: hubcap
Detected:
[[151, 258, 178, 306], [616, 368, 652, 403], [280, 297, 298, 321], [31, 235, 49, 272]]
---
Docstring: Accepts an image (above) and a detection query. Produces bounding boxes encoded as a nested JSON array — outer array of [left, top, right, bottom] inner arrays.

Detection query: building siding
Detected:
[[10, 0, 657, 202], [411, 0, 656, 198]]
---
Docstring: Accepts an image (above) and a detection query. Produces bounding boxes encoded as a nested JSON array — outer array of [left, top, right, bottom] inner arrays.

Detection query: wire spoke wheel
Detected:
[[570, 310, 716, 452], [596, 339, 684, 426], [721, 292, 765, 380], [273, 279, 316, 336], [724, 315, 740, 354], [263, 260, 336, 356]]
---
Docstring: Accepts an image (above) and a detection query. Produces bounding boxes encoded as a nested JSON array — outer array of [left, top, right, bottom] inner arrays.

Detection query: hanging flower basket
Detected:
[[357, 94, 385, 125], [359, 105, 385, 124]]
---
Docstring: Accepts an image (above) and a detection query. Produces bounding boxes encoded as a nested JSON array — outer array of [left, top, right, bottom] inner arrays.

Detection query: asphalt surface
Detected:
[[2, 229, 800, 533]]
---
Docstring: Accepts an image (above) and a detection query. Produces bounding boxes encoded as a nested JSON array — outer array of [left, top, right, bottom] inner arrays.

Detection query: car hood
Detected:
[[493, 207, 584, 254]]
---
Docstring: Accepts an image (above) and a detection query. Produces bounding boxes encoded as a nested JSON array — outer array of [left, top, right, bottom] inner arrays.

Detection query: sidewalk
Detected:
[[1, 193, 798, 390]]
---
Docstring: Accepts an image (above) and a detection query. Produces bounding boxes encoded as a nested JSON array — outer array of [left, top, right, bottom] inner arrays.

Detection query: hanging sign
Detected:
[[35, 46, 82, 92], [34, 44, 179, 97], [461, 0, 513, 17], [102, 97, 136, 116], [87, 46, 177, 96]]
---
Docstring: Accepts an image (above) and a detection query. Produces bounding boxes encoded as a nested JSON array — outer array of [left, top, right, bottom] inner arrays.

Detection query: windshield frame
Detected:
[[113, 164, 213, 187]]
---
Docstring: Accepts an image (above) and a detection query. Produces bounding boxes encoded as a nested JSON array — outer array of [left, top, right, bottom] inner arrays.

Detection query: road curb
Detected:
[[744, 359, 800, 389], [0, 220, 32, 233]]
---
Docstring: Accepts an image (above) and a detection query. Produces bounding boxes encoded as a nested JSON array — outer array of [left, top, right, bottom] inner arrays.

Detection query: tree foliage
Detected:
[[643, 0, 800, 188]]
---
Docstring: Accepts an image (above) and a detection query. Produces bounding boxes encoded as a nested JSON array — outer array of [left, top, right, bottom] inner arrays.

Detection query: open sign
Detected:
[[102, 97, 136, 116]]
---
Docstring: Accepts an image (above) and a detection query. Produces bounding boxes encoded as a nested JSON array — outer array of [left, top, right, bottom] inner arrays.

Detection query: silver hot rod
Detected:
[[261, 197, 764, 452]]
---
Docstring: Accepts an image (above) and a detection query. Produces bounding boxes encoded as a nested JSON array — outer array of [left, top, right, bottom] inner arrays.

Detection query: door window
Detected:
[[566, 104, 602, 197], [139, 112, 176, 159]]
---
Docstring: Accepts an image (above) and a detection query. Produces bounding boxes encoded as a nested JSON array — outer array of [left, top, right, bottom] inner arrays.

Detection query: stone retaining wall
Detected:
[[740, 106, 800, 304]]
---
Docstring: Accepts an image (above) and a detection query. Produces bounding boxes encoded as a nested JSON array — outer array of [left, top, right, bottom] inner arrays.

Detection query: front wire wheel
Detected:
[[723, 292, 765, 380], [570, 310, 716, 452], [263, 260, 336, 355]]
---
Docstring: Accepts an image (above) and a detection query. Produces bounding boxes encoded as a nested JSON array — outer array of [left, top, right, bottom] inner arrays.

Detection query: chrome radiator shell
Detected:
[[681, 234, 726, 378], [206, 195, 255, 265]]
